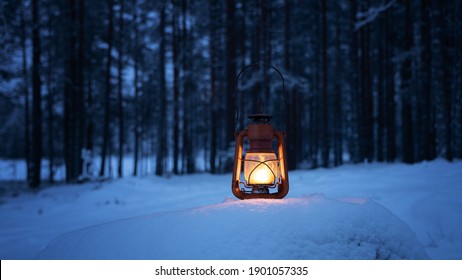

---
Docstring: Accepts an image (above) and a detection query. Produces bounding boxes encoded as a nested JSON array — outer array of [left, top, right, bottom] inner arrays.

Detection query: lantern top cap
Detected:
[[248, 113, 272, 124]]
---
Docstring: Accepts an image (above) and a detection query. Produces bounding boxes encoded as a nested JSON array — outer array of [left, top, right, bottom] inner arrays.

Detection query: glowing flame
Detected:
[[244, 152, 278, 185]]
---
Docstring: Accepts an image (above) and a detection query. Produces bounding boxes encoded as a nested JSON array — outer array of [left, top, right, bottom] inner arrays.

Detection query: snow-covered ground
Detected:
[[0, 159, 461, 259], [37, 196, 428, 259]]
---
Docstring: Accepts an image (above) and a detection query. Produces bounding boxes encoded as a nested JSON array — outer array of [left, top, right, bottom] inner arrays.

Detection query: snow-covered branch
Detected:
[[355, 0, 396, 31]]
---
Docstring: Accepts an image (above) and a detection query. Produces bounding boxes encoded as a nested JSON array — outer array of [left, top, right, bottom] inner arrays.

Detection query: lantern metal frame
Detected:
[[231, 63, 289, 199]]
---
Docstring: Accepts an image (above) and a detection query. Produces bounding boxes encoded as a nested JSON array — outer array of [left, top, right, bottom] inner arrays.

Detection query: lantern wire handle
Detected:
[[234, 62, 287, 135]]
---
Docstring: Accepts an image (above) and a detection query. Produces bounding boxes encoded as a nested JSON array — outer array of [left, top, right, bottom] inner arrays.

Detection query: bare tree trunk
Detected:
[[181, 0, 187, 174], [100, 0, 114, 177], [77, 0, 85, 178], [64, 0, 75, 182], [401, 0, 414, 164], [81, 2, 94, 179], [62, 0, 84, 182], [376, 15, 385, 162], [284, 0, 297, 170], [132, 0, 139, 176], [239, 0, 247, 70], [172, 1, 180, 175], [359, 2, 373, 163], [86, 78, 94, 173], [420, 0, 435, 161], [310, 8, 321, 168], [284, 0, 290, 71], [321, 0, 329, 167], [348, 0, 360, 163], [178, 0, 195, 174], [439, 5, 453, 162], [46, 28, 54, 184], [21, 3, 31, 183], [155, 5, 167, 176], [225, 0, 236, 145], [385, 8, 396, 162], [117, 0, 125, 177], [333, 23, 343, 166], [30, 0, 42, 188], [261, 0, 271, 74], [208, 0, 217, 174]]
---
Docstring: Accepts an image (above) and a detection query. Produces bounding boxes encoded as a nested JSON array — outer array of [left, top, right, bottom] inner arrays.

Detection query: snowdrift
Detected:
[[38, 195, 428, 259]]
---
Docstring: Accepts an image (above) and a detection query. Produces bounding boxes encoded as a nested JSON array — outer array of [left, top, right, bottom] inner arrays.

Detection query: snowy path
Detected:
[[0, 160, 461, 259]]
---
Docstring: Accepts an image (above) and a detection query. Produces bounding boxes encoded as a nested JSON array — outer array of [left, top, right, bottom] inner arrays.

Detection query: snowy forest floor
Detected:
[[0, 159, 461, 259]]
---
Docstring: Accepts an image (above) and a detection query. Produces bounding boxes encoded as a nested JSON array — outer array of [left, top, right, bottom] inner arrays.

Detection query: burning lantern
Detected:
[[231, 63, 289, 199]]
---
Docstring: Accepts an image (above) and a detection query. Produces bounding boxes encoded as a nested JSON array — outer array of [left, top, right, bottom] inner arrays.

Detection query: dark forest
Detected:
[[0, 0, 461, 188]]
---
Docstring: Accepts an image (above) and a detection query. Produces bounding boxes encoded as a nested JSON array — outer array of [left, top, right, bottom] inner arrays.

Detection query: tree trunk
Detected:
[[117, 0, 125, 177], [46, 29, 54, 184], [132, 0, 139, 176], [30, 0, 42, 188], [261, 0, 271, 70], [83, 1, 94, 179], [420, 0, 435, 161], [64, 0, 74, 182], [284, 0, 290, 71], [100, 0, 114, 177], [439, 4, 453, 162], [155, 5, 167, 176], [385, 8, 396, 162], [376, 16, 385, 162], [85, 78, 94, 175], [77, 0, 85, 178], [63, 0, 84, 182], [321, 0, 329, 167], [334, 23, 343, 166], [359, 2, 373, 163], [225, 0, 236, 145], [209, 0, 217, 174], [21, 3, 31, 183], [172, 2, 180, 174], [401, 0, 414, 164], [348, 0, 360, 163], [284, 0, 297, 170], [179, 0, 195, 174]]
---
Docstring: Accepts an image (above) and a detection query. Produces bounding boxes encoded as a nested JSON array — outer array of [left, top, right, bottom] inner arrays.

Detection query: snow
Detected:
[[37, 196, 428, 260], [0, 159, 461, 259]]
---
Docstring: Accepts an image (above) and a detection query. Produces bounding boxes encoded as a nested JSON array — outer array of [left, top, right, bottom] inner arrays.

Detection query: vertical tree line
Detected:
[[0, 0, 461, 188]]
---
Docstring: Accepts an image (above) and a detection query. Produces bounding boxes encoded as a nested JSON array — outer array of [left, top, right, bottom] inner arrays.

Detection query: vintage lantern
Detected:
[[231, 63, 289, 199]]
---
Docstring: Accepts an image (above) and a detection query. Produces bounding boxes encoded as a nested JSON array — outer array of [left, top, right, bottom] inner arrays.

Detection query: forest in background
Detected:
[[0, 0, 461, 188]]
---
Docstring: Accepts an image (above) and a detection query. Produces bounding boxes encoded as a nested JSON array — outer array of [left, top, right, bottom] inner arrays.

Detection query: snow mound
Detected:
[[37, 195, 429, 260]]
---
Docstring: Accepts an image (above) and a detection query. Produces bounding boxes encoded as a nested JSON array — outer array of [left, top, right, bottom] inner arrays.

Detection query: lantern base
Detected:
[[232, 180, 288, 199], [251, 186, 270, 194]]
